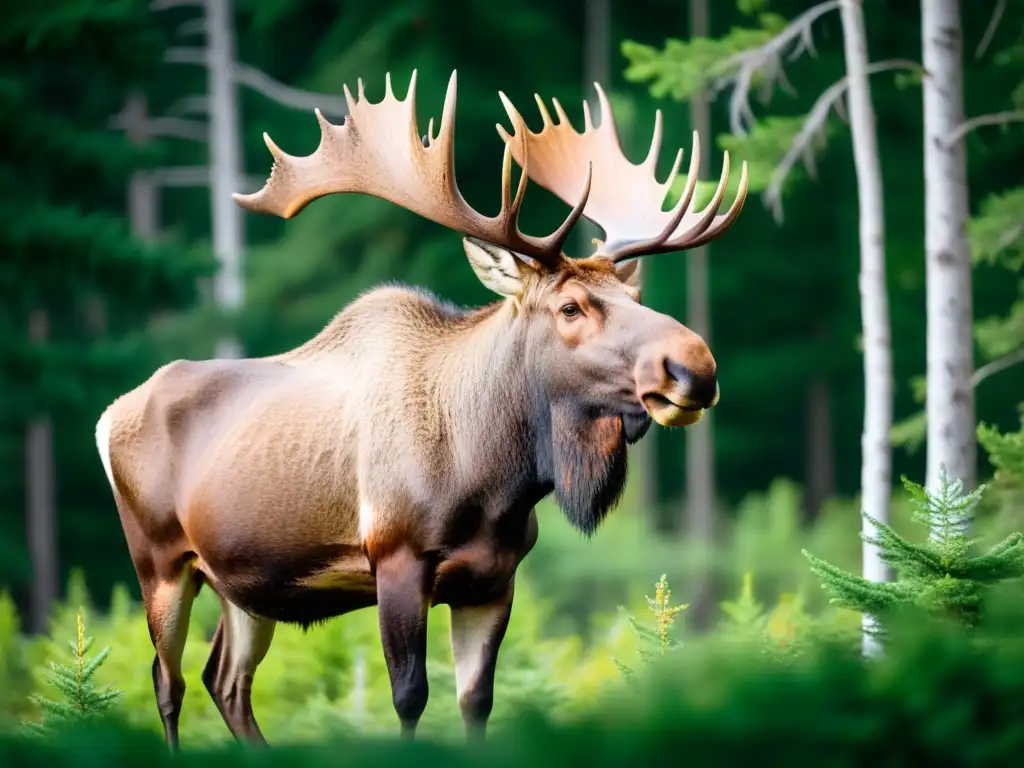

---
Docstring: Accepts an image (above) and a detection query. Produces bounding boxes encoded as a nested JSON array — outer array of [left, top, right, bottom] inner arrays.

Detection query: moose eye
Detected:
[[560, 303, 581, 319]]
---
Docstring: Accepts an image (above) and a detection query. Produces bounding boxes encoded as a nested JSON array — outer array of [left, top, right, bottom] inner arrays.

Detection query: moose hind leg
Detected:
[[376, 549, 430, 739], [202, 596, 277, 744], [450, 583, 514, 742], [142, 566, 201, 749]]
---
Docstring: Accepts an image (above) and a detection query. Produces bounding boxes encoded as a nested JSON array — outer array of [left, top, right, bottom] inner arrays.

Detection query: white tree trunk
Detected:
[[839, 0, 892, 657], [684, 0, 716, 629], [27, 309, 57, 633], [686, 0, 714, 539], [921, 0, 975, 494], [206, 0, 245, 360]]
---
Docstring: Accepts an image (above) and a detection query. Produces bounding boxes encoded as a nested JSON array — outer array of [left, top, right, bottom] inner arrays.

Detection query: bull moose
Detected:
[[94, 70, 747, 748]]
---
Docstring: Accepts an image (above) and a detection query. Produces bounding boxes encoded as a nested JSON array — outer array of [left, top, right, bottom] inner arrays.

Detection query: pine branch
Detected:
[[860, 512, 946, 578], [956, 534, 1024, 582], [984, 531, 1024, 559], [802, 549, 914, 614], [901, 472, 986, 551]]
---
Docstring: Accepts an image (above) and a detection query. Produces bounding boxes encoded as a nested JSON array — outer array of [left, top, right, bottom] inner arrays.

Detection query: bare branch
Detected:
[[975, 0, 1006, 59], [712, 0, 842, 135], [971, 346, 1024, 388], [164, 48, 348, 118], [232, 63, 348, 117], [945, 110, 1024, 146], [109, 111, 207, 142], [764, 59, 923, 223], [146, 166, 264, 190]]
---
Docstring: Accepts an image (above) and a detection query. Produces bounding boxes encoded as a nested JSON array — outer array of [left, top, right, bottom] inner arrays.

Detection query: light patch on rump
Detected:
[[95, 409, 117, 491], [450, 604, 500, 704]]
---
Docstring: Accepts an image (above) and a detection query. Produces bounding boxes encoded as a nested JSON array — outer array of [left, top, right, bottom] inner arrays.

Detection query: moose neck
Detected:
[[433, 298, 629, 538]]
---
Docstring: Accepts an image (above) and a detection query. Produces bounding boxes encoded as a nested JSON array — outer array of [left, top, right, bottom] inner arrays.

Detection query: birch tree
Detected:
[[921, 0, 975, 495], [890, 3, 1024, 464], [684, 0, 716, 629], [837, 0, 891, 657]]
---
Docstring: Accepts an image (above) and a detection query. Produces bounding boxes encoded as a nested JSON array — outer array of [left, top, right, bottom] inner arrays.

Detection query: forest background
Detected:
[[2, 0, 1023, 745]]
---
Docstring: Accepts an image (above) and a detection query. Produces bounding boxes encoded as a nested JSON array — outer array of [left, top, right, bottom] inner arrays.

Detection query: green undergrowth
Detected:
[[2, 572, 635, 746], [3, 600, 1024, 766], [1, 566, 855, 748]]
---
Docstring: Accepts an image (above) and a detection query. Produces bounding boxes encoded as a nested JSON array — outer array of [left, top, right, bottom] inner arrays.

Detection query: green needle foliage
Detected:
[[802, 472, 1024, 637], [979, 417, 1024, 485], [23, 611, 122, 735]]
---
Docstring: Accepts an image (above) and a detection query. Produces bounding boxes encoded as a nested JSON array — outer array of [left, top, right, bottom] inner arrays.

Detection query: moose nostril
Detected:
[[664, 359, 718, 408]]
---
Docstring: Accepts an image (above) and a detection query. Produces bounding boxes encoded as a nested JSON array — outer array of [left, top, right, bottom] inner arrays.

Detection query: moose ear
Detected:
[[463, 237, 534, 297], [614, 258, 642, 290]]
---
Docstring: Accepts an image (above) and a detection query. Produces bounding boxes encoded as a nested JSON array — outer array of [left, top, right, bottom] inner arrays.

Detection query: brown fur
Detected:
[[97, 254, 719, 745]]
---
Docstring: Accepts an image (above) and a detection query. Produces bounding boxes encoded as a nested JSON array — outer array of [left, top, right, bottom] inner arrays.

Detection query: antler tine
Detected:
[[612, 152, 749, 261], [603, 130, 703, 263], [496, 84, 748, 262], [643, 109, 664, 170], [234, 70, 587, 267], [499, 116, 529, 224], [673, 157, 749, 251]]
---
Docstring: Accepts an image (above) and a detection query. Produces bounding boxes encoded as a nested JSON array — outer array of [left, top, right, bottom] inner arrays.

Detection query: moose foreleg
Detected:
[[449, 582, 514, 742], [376, 549, 430, 739]]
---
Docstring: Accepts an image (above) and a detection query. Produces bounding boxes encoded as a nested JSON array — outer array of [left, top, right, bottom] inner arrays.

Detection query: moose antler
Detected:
[[234, 70, 593, 267], [496, 84, 749, 263]]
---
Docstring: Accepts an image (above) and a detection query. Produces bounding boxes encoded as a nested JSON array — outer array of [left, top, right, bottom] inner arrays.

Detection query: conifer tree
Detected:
[[803, 472, 1024, 637], [22, 611, 122, 735]]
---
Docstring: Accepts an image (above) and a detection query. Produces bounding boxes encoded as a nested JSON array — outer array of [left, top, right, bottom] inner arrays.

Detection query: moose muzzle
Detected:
[[634, 332, 719, 428]]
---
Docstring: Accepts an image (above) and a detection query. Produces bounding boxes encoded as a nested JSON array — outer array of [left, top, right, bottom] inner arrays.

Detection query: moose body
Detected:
[[97, 70, 746, 747]]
